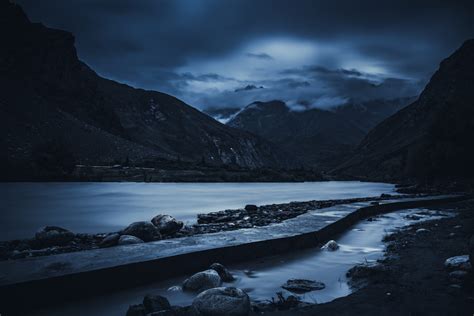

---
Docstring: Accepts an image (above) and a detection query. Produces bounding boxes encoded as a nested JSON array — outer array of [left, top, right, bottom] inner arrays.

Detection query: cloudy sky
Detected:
[[17, 0, 474, 110]]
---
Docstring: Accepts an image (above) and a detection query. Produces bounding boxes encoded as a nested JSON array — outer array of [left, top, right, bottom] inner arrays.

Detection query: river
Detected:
[[0, 181, 395, 240]]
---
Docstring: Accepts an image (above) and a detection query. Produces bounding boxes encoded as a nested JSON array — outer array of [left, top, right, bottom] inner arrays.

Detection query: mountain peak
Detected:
[[334, 39, 474, 182]]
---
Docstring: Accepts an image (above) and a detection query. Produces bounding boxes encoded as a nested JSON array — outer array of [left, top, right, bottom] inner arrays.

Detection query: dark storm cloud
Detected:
[[16, 0, 474, 109]]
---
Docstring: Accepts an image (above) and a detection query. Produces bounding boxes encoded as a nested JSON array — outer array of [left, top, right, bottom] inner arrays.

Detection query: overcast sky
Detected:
[[17, 0, 474, 110]]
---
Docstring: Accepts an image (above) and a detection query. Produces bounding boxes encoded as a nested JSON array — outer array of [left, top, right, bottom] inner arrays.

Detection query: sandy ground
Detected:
[[263, 199, 474, 315]]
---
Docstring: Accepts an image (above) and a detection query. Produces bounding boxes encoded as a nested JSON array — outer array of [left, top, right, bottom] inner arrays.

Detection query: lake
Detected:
[[0, 181, 395, 240]]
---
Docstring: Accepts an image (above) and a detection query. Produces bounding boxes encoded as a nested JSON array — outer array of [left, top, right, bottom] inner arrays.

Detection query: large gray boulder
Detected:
[[192, 287, 250, 316], [151, 215, 183, 235], [118, 235, 144, 245], [35, 226, 74, 247], [183, 269, 221, 293], [122, 221, 161, 242]]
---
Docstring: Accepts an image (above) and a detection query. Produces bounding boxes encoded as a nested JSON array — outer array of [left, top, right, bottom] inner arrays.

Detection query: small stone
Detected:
[[183, 269, 222, 293], [192, 287, 250, 316], [210, 263, 235, 282], [143, 294, 171, 314], [151, 215, 183, 235], [167, 286, 181, 292], [322, 240, 339, 251], [281, 279, 325, 293], [416, 228, 430, 234], [444, 255, 472, 271], [118, 235, 144, 245]]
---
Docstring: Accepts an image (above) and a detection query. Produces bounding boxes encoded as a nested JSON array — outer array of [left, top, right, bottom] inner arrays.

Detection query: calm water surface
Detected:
[[0, 181, 395, 240]]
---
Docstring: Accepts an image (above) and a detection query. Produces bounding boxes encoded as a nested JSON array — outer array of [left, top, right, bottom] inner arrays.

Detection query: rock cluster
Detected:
[[195, 195, 405, 234], [1, 194, 408, 261], [0, 213, 185, 260], [125, 263, 248, 316]]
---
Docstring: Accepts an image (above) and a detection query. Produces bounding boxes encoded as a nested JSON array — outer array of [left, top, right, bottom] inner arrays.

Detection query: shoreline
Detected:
[[0, 193, 410, 261], [272, 198, 474, 315], [0, 195, 466, 315]]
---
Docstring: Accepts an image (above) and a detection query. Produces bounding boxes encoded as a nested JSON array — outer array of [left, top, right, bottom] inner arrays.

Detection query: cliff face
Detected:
[[0, 1, 286, 179], [334, 39, 474, 182]]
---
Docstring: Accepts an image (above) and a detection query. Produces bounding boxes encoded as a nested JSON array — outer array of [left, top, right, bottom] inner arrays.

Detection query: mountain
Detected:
[[226, 98, 414, 170], [203, 107, 241, 124], [0, 1, 286, 179], [334, 39, 474, 183]]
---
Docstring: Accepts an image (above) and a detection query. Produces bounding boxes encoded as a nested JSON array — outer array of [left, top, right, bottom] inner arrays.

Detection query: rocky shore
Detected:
[[273, 198, 474, 315], [119, 198, 474, 316], [0, 193, 411, 261]]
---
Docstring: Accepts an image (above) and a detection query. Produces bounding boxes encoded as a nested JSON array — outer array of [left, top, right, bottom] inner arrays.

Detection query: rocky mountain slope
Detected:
[[334, 39, 474, 183], [225, 98, 413, 170], [0, 1, 286, 179]]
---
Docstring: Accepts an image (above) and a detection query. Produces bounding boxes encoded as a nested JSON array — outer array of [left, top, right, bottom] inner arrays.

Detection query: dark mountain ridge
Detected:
[[334, 39, 474, 183], [0, 1, 287, 179], [226, 98, 414, 170]]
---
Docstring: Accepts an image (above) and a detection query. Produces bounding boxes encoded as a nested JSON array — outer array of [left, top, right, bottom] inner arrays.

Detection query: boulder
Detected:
[[118, 235, 144, 245], [183, 269, 221, 292], [99, 233, 120, 248], [35, 226, 74, 247], [209, 263, 235, 282], [192, 287, 250, 316], [126, 304, 146, 316], [444, 255, 472, 270], [281, 279, 325, 293], [122, 221, 161, 242], [151, 215, 183, 235], [143, 294, 171, 314], [321, 240, 339, 251]]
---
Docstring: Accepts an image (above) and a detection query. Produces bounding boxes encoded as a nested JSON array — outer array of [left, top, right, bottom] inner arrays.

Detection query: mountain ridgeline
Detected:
[[219, 98, 414, 170], [0, 1, 289, 180], [335, 39, 474, 184]]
